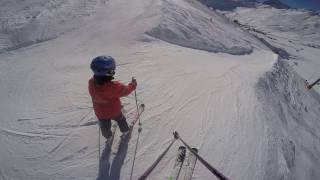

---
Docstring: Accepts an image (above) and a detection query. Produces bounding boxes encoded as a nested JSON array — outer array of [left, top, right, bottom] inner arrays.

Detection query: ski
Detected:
[[182, 148, 198, 180], [168, 146, 186, 180]]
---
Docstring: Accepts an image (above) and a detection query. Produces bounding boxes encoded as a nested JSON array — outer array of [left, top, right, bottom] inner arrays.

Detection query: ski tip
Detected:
[[173, 131, 179, 139]]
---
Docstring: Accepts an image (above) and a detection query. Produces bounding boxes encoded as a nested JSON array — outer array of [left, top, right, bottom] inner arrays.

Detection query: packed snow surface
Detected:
[[0, 0, 320, 180]]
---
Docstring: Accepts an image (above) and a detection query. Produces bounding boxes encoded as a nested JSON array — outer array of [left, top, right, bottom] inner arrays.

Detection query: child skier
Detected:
[[88, 55, 137, 139]]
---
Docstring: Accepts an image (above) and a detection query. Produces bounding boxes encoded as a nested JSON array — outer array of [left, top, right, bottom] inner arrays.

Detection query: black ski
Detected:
[[168, 146, 186, 180], [182, 148, 198, 180]]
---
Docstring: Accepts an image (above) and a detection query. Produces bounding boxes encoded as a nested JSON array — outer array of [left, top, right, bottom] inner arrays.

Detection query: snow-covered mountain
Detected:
[[200, 0, 257, 10], [0, 0, 103, 53], [0, 0, 319, 180], [263, 0, 290, 9]]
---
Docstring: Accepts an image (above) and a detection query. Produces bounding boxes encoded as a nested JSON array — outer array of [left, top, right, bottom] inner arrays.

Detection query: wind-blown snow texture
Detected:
[[0, 0, 320, 180], [257, 60, 320, 180], [226, 3, 320, 180]]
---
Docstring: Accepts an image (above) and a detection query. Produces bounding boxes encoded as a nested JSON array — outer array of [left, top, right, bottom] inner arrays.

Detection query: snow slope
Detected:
[[0, 0, 319, 180]]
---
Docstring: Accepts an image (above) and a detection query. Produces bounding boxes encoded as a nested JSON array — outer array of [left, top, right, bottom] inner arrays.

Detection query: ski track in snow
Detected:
[[0, 0, 320, 180], [0, 127, 70, 139]]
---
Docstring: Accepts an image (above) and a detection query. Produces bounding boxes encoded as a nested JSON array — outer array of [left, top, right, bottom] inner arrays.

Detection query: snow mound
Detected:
[[257, 60, 320, 180], [147, 0, 255, 55]]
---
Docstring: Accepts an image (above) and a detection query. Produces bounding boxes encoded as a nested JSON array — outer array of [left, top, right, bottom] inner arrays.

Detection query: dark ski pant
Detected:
[[99, 113, 129, 139]]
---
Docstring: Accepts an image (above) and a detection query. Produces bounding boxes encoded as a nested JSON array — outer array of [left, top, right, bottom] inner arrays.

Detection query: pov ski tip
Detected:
[[177, 146, 186, 160], [178, 146, 186, 156], [173, 131, 179, 139], [191, 148, 198, 153]]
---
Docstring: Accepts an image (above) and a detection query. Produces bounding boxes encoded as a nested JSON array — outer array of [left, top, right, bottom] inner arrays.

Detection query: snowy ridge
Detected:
[[227, 7, 320, 49], [225, 5, 320, 91], [263, 0, 290, 9], [200, 0, 256, 11], [147, 0, 257, 55]]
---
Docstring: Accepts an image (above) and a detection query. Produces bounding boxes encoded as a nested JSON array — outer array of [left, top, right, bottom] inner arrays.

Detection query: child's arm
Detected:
[[117, 78, 137, 97]]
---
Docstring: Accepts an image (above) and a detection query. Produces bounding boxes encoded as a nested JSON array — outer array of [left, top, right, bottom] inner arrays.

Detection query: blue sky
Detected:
[[257, 0, 320, 11]]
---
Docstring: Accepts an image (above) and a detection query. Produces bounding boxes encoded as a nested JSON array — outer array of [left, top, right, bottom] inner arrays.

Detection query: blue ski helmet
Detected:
[[90, 56, 116, 77]]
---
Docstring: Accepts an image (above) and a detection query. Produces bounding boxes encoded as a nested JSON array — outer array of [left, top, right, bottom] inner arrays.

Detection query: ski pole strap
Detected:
[[138, 136, 178, 180], [173, 131, 230, 180]]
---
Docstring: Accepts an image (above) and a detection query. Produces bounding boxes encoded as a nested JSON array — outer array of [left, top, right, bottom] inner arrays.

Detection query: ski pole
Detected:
[[306, 78, 320, 90], [133, 77, 141, 126], [173, 131, 230, 180], [130, 77, 143, 180], [98, 123, 101, 169], [138, 137, 178, 180]]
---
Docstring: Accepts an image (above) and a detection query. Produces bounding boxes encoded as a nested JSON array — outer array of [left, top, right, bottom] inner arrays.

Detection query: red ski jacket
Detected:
[[88, 78, 136, 120]]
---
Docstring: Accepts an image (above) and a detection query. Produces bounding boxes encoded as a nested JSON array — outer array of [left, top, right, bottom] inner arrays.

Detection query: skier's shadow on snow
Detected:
[[97, 131, 131, 180]]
